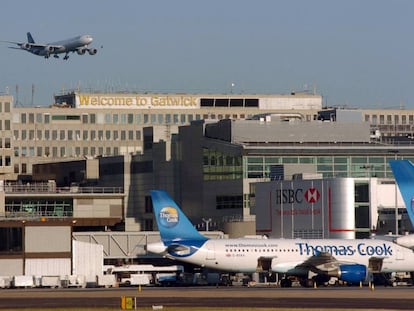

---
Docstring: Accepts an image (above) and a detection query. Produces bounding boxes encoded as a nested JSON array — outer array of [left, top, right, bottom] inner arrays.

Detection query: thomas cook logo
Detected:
[[304, 188, 320, 203], [159, 207, 179, 228]]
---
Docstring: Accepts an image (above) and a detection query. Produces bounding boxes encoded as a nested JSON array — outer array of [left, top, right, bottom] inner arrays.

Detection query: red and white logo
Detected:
[[304, 188, 320, 203]]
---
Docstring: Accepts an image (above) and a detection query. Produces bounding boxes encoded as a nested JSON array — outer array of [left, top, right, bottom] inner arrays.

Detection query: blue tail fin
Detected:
[[150, 190, 208, 244], [389, 160, 414, 227], [27, 32, 35, 43]]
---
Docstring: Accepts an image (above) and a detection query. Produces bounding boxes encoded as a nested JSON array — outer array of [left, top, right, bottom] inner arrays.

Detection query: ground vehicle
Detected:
[[104, 264, 184, 286]]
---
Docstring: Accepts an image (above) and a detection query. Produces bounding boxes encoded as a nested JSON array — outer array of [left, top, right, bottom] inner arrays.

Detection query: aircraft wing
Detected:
[[295, 251, 343, 274], [290, 251, 368, 284]]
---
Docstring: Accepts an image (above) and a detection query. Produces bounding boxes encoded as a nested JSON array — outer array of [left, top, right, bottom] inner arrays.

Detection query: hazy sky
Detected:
[[1, 0, 413, 108]]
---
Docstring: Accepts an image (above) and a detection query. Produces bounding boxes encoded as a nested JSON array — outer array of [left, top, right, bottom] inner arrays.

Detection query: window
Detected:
[[230, 99, 243, 107], [113, 114, 119, 124], [4, 102, 10, 113], [215, 99, 229, 107], [200, 98, 214, 107], [245, 98, 259, 107], [105, 114, 111, 124], [120, 114, 127, 124], [82, 114, 88, 124], [21, 113, 26, 124]]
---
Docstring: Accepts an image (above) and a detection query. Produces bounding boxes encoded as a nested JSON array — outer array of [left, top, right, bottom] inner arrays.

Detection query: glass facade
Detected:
[[244, 155, 414, 179], [202, 148, 242, 181], [5, 198, 73, 218]]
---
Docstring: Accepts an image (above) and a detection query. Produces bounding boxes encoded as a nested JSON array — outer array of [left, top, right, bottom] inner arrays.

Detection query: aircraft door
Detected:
[[206, 243, 215, 260]]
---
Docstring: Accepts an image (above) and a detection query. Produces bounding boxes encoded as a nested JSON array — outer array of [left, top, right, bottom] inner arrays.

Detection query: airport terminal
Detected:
[[1, 91, 414, 287]]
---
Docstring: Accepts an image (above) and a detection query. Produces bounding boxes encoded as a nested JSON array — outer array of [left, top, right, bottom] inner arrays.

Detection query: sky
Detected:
[[1, 0, 414, 108]]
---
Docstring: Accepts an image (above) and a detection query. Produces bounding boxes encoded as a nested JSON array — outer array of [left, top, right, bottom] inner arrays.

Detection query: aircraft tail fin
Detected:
[[27, 32, 35, 43], [150, 190, 208, 245], [389, 160, 414, 227]]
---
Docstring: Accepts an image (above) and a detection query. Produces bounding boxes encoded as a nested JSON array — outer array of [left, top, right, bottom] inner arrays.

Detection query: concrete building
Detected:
[[4, 92, 322, 180], [2, 90, 414, 242]]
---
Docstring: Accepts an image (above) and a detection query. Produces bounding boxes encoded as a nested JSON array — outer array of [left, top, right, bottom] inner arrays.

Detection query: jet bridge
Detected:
[[73, 231, 225, 260]]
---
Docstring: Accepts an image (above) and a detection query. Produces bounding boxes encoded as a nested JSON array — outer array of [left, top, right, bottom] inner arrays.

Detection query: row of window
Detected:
[[13, 129, 142, 141], [15, 146, 122, 159], [13, 111, 414, 126], [202, 152, 414, 180], [15, 112, 249, 125], [226, 248, 299, 253], [200, 98, 259, 107], [365, 114, 414, 125]]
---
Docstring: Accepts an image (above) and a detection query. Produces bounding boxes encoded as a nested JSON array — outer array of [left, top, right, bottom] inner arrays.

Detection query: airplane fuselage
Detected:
[[154, 238, 414, 274], [5, 33, 97, 59]]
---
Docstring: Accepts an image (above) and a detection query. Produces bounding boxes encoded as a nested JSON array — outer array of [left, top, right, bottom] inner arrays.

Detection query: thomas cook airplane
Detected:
[[147, 190, 414, 287], [1, 32, 97, 60]]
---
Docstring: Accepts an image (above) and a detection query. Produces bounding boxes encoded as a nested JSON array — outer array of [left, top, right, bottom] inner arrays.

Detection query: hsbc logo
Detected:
[[275, 187, 321, 204], [304, 188, 320, 203]]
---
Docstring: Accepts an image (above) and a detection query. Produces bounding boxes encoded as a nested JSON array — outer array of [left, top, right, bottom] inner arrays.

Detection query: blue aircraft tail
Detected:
[[389, 160, 414, 226], [27, 32, 35, 43], [150, 190, 208, 245]]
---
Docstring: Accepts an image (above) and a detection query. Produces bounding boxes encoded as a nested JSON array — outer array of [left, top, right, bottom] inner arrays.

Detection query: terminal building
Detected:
[[1, 91, 414, 261]]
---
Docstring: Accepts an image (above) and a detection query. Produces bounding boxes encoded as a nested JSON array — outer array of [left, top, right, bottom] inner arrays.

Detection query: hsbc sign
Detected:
[[275, 187, 320, 204]]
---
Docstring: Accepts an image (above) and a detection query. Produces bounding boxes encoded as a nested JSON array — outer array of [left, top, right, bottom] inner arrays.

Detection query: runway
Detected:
[[0, 286, 413, 309]]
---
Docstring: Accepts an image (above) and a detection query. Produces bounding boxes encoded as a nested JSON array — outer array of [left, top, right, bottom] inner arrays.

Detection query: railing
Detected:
[[3, 184, 123, 194]]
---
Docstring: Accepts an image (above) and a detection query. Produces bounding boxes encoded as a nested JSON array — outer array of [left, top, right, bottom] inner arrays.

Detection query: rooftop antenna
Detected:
[[15, 85, 19, 106], [31, 84, 35, 106]]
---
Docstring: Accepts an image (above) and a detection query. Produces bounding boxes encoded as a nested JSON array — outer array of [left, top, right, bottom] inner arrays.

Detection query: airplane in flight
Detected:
[[147, 189, 414, 287], [1, 32, 97, 60]]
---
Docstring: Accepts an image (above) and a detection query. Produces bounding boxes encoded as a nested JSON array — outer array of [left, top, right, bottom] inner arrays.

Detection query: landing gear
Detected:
[[280, 278, 292, 288], [63, 53, 69, 60], [53, 54, 59, 59]]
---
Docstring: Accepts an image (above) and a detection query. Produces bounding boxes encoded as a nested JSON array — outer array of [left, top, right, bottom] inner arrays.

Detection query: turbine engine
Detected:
[[77, 48, 87, 55], [88, 48, 97, 55]]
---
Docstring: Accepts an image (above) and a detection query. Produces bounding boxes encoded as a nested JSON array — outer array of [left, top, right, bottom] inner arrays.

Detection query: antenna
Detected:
[[15, 85, 19, 107], [31, 84, 35, 106]]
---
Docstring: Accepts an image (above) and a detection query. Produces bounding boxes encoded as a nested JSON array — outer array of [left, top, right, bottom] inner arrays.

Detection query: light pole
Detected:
[[389, 150, 399, 235], [202, 218, 212, 231]]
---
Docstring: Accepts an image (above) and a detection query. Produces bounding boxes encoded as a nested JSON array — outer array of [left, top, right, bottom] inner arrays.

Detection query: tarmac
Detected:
[[0, 286, 412, 309]]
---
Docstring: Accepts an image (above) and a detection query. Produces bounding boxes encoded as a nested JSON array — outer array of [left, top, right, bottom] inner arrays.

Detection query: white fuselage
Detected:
[[168, 238, 414, 273], [47, 35, 92, 52]]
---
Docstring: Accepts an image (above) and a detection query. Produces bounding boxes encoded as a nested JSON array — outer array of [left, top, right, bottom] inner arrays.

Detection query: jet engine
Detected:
[[77, 48, 87, 55], [336, 264, 367, 284], [44, 46, 54, 52], [88, 48, 97, 55], [22, 43, 32, 49]]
